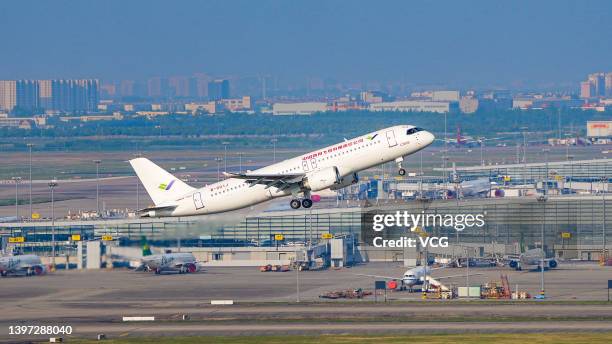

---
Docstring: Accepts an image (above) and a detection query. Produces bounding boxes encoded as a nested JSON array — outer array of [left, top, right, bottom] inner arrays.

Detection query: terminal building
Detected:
[[1, 158, 610, 268], [1, 194, 609, 267]]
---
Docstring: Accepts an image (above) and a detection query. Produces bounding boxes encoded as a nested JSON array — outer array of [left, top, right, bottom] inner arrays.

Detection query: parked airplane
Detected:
[[438, 126, 504, 148], [0, 254, 46, 277], [130, 125, 435, 217], [140, 250, 199, 275], [507, 248, 558, 271], [135, 237, 199, 274], [445, 178, 494, 199], [359, 265, 482, 291]]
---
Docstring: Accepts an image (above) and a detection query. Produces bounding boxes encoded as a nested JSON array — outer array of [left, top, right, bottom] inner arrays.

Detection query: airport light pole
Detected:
[[48, 179, 58, 271], [93, 160, 101, 216], [238, 152, 243, 174], [443, 112, 448, 186], [215, 157, 223, 182], [480, 138, 485, 167], [564, 133, 572, 161], [296, 246, 300, 303], [27, 143, 33, 219], [222, 142, 230, 173], [12, 177, 21, 220], [603, 176, 607, 261], [568, 155, 574, 190], [540, 148, 550, 298], [465, 246, 470, 288], [133, 153, 142, 211], [520, 127, 528, 185], [271, 138, 278, 163]]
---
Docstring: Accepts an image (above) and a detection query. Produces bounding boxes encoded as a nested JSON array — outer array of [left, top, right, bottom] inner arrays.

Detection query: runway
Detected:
[[1, 263, 611, 342]]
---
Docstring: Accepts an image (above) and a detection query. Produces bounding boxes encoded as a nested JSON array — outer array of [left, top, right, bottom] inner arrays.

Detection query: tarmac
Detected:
[[1, 262, 611, 341]]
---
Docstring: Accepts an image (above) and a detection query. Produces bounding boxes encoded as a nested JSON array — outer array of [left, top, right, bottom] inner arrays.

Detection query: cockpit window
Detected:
[[406, 127, 424, 135]]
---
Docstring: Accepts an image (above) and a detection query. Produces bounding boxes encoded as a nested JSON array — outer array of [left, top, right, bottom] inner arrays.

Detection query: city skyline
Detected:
[[0, 1, 610, 89]]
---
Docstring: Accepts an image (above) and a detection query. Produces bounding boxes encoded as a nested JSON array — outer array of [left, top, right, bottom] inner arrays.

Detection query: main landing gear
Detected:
[[290, 198, 313, 209], [396, 156, 406, 176]]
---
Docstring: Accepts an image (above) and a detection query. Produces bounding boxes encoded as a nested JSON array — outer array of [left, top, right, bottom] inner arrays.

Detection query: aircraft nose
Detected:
[[424, 131, 435, 145], [404, 278, 418, 286]]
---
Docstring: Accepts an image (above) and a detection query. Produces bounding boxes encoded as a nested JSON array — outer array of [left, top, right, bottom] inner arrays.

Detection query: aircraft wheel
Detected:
[[290, 199, 301, 209], [1, 271, 7, 277], [155, 268, 161, 275], [302, 199, 313, 208], [398, 168, 406, 176]]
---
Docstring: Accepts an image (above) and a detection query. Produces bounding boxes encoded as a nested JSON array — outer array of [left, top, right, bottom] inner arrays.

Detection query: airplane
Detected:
[[129, 125, 435, 217], [140, 250, 199, 275], [0, 254, 46, 277], [445, 178, 495, 199], [438, 126, 504, 148], [358, 265, 482, 292], [137, 237, 199, 274], [507, 248, 558, 271]]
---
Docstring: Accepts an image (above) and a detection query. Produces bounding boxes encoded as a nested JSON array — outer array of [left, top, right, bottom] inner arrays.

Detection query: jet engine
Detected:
[[303, 166, 341, 191], [330, 172, 359, 190]]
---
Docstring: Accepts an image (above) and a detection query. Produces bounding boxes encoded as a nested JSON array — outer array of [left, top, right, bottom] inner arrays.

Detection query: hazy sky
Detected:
[[0, 0, 610, 88]]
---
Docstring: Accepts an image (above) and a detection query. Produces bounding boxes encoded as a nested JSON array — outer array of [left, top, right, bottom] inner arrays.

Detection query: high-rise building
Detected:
[[0, 79, 98, 113], [49, 79, 99, 113], [193, 73, 211, 98], [147, 77, 169, 98], [0, 80, 17, 112], [588, 73, 606, 97], [120, 80, 136, 97], [168, 76, 198, 98], [16, 80, 39, 112], [208, 79, 230, 100], [100, 83, 117, 98], [606, 73, 612, 97], [580, 81, 594, 99], [39, 80, 53, 109]]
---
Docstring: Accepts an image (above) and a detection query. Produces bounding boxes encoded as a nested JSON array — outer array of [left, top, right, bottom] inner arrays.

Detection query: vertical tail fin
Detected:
[[129, 157, 195, 206], [140, 236, 152, 257]]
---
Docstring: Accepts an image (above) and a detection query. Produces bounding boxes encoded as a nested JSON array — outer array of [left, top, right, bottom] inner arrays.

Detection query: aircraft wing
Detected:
[[355, 273, 400, 280], [223, 172, 305, 191], [434, 272, 484, 280]]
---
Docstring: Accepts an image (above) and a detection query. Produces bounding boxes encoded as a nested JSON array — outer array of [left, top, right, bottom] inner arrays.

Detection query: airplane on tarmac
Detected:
[[0, 254, 46, 277], [438, 126, 505, 148], [130, 125, 435, 217], [507, 248, 558, 271], [358, 265, 482, 291], [136, 237, 199, 274], [139, 251, 199, 275]]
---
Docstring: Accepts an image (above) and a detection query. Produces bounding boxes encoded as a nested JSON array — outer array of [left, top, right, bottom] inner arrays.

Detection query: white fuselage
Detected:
[[142, 252, 198, 273], [402, 266, 432, 286], [168, 125, 434, 216]]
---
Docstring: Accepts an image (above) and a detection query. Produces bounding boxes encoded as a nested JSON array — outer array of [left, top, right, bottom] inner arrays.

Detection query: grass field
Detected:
[[71, 333, 612, 344]]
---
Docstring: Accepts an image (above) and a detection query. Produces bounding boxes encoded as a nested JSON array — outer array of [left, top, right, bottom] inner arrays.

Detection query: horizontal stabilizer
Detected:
[[137, 205, 178, 217]]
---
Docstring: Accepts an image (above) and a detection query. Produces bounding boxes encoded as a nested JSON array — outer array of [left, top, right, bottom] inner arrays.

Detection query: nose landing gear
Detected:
[[395, 157, 406, 176]]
